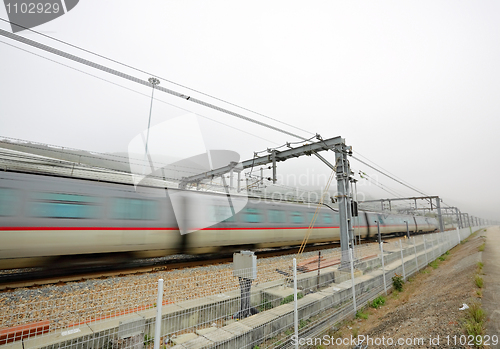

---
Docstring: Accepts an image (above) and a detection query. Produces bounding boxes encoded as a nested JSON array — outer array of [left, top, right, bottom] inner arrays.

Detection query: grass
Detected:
[[475, 275, 484, 288], [479, 243, 485, 251]]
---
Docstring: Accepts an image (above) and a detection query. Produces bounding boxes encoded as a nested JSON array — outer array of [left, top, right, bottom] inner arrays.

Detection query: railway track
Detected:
[[0, 233, 423, 290], [0, 242, 344, 290]]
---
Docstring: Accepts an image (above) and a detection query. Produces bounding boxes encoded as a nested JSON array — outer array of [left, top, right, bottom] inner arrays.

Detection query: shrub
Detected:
[[370, 296, 386, 309], [392, 274, 404, 292]]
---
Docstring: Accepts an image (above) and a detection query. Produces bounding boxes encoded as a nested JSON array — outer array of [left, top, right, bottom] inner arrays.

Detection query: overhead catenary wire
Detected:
[[0, 28, 310, 141], [0, 18, 315, 138], [0, 39, 280, 148], [0, 22, 458, 214]]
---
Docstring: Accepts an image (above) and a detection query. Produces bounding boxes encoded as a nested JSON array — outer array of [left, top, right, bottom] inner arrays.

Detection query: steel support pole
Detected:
[[436, 197, 444, 232], [271, 150, 277, 184], [335, 144, 352, 268]]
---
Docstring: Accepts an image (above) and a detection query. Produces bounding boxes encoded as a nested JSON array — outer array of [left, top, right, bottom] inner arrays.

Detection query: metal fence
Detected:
[[0, 226, 484, 349]]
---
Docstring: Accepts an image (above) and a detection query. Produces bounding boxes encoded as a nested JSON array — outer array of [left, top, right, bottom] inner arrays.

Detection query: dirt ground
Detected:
[[320, 230, 487, 349]]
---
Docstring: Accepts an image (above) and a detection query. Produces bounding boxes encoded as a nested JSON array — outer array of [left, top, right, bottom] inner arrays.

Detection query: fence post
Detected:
[[349, 249, 357, 314], [413, 237, 418, 272], [399, 240, 406, 281], [431, 238, 435, 260], [457, 227, 461, 244], [293, 258, 299, 349], [380, 241, 387, 295], [154, 279, 164, 349], [317, 251, 321, 290], [423, 236, 429, 265]]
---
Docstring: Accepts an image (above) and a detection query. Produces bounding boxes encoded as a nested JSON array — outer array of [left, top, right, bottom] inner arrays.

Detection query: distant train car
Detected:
[[0, 171, 439, 269]]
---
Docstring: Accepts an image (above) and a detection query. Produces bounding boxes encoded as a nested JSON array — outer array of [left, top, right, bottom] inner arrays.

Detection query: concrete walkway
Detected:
[[483, 225, 500, 349]]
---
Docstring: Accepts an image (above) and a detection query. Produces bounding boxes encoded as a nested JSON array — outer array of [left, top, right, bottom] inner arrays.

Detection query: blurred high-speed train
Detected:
[[0, 171, 439, 269]]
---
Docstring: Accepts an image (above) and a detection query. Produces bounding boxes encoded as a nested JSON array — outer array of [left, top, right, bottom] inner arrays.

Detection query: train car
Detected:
[[0, 170, 439, 269]]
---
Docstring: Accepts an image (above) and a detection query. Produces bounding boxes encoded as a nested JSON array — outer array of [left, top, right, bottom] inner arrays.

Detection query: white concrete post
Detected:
[[399, 240, 406, 281], [293, 258, 298, 349], [154, 279, 164, 349], [457, 227, 461, 244]]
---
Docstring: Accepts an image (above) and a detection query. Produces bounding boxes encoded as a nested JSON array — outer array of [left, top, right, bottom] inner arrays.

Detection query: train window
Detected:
[[0, 188, 18, 216], [111, 198, 158, 220], [268, 209, 286, 223], [291, 211, 304, 224], [306, 212, 316, 224], [243, 207, 262, 223], [208, 205, 235, 222], [322, 213, 333, 224], [29, 193, 100, 219]]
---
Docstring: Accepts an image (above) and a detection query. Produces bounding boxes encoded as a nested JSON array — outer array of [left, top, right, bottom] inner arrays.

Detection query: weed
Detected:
[[477, 262, 484, 269], [420, 269, 430, 274], [475, 275, 484, 288], [281, 293, 303, 305], [462, 300, 486, 346], [356, 310, 368, 320], [392, 274, 404, 292], [429, 260, 439, 269], [352, 327, 359, 338], [144, 334, 153, 345], [370, 296, 386, 309], [463, 301, 486, 347], [479, 243, 485, 251], [259, 298, 273, 311], [476, 290, 482, 297], [299, 319, 308, 329]]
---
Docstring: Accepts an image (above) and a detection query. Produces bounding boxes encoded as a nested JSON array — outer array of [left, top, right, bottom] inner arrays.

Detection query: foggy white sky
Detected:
[[0, 1, 499, 221]]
